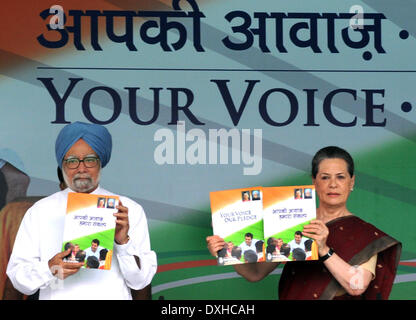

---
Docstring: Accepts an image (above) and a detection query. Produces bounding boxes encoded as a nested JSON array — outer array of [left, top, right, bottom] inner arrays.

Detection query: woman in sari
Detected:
[[206, 146, 401, 300]]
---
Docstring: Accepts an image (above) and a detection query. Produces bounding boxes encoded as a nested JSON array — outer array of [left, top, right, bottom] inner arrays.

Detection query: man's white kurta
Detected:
[[6, 186, 157, 300]]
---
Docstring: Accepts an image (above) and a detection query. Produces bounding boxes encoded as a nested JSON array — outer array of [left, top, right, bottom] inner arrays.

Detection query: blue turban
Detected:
[[55, 122, 112, 169]]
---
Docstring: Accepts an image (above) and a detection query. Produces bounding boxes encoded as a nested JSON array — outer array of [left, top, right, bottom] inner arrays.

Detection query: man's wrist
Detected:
[[115, 235, 130, 245]]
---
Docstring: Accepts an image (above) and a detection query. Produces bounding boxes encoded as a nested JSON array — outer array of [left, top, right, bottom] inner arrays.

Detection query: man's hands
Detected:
[[114, 201, 130, 245], [47, 200, 131, 282], [48, 249, 84, 280]]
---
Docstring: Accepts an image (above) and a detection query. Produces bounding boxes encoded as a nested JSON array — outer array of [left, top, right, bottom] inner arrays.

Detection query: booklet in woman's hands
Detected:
[[210, 185, 318, 265]]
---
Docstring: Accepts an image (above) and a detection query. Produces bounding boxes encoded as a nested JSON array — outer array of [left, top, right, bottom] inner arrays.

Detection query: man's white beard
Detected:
[[63, 170, 100, 193]]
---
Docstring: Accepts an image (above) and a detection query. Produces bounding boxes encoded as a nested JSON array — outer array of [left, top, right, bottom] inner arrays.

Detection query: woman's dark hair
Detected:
[[311, 146, 354, 178]]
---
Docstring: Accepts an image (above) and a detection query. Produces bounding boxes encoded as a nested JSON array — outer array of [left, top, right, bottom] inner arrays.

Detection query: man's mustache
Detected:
[[73, 174, 92, 181]]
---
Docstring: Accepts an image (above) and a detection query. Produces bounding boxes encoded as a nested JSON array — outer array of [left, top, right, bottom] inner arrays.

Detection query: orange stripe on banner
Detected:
[[157, 259, 217, 273], [0, 0, 213, 72], [399, 262, 416, 267], [0, 1, 119, 64]]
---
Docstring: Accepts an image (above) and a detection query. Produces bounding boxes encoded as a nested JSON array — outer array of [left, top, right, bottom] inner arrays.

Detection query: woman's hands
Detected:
[[302, 219, 330, 256], [303, 219, 373, 296], [206, 235, 226, 257]]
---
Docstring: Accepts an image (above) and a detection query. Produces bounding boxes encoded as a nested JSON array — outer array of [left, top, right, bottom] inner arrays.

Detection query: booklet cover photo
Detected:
[[62, 193, 119, 270]]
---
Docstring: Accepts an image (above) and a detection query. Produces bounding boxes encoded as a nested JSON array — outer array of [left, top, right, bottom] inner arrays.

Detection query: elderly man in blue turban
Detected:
[[7, 122, 157, 300], [54, 121, 112, 194]]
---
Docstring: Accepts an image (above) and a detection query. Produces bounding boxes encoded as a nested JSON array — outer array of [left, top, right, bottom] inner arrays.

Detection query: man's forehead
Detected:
[[65, 153, 98, 159], [65, 152, 98, 158], [64, 139, 98, 157]]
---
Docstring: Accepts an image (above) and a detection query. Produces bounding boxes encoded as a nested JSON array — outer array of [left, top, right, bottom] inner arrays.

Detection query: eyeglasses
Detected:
[[63, 156, 100, 169]]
